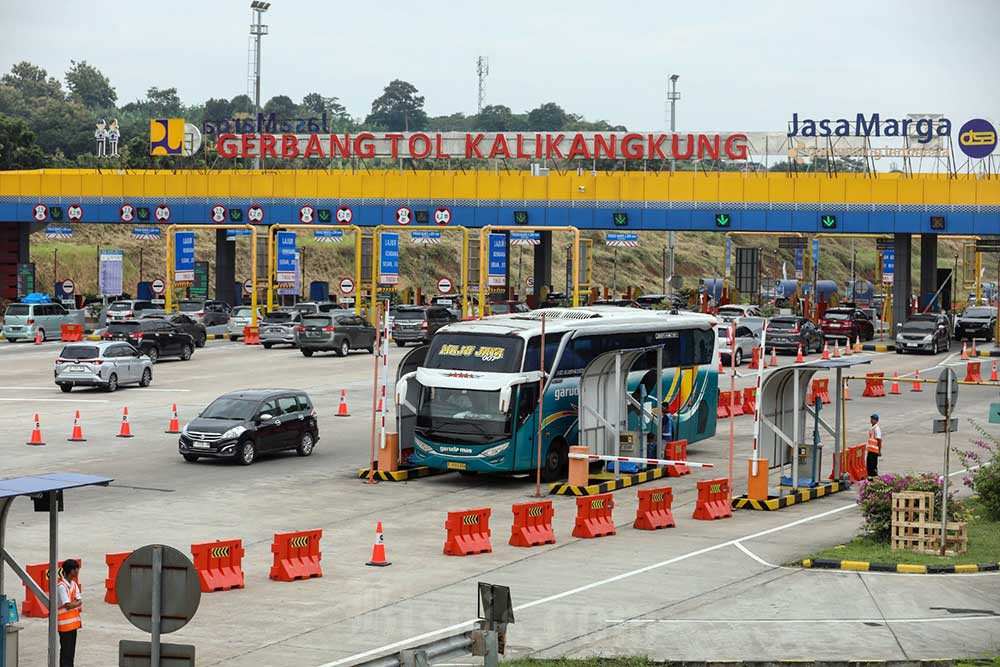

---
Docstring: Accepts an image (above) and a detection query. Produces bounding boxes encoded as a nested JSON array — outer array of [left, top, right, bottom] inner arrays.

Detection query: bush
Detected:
[[954, 421, 1000, 521], [857, 473, 966, 542]]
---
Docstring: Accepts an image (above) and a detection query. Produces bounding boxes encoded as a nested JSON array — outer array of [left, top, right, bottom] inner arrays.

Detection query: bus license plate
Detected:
[[447, 461, 467, 470]]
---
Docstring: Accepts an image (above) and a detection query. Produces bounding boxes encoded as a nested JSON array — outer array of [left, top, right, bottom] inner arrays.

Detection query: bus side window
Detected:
[[517, 384, 538, 426], [523, 333, 564, 373]]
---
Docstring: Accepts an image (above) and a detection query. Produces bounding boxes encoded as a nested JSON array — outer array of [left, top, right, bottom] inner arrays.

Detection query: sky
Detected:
[[1, 0, 998, 131]]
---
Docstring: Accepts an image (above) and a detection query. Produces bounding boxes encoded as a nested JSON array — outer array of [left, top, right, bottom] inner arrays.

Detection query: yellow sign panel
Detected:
[[150, 119, 185, 156]]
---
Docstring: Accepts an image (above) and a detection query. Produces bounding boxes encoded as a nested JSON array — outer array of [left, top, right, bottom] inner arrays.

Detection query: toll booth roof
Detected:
[[0, 473, 113, 499], [797, 359, 872, 370]]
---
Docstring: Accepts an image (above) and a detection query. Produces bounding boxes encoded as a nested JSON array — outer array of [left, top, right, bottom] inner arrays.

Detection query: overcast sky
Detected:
[[1, 0, 998, 131]]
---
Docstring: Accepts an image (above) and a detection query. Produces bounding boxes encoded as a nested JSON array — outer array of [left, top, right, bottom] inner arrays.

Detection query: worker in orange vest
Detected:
[[866, 413, 883, 479], [57, 558, 82, 667]]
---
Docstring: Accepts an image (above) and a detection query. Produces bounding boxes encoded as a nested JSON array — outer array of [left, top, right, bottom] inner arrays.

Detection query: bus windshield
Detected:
[[424, 333, 523, 373], [416, 386, 511, 444]]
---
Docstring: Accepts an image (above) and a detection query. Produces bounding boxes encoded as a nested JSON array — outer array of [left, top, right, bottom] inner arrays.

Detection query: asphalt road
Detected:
[[1, 335, 998, 666]]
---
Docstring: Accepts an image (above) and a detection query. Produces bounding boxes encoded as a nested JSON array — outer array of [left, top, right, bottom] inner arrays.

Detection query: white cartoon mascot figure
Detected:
[[95, 118, 108, 157], [108, 118, 121, 157]]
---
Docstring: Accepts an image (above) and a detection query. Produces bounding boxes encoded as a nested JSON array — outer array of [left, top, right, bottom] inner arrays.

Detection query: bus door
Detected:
[[512, 382, 539, 469], [396, 344, 430, 461]]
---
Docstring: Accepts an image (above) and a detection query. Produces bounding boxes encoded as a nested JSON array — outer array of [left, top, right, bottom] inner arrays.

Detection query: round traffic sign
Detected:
[[67, 204, 83, 221], [335, 205, 353, 224], [32, 204, 48, 221], [61, 279, 75, 295], [437, 277, 453, 294], [526, 276, 535, 288], [243, 279, 253, 295], [210, 204, 227, 223], [395, 206, 412, 225], [247, 205, 264, 223], [154, 204, 171, 222], [115, 544, 200, 634], [151, 278, 166, 295], [119, 204, 135, 222], [298, 205, 315, 223], [936, 368, 959, 416], [433, 206, 452, 225], [339, 277, 355, 295]]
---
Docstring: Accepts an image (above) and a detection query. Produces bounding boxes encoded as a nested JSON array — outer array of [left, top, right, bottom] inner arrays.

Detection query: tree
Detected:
[[0, 113, 45, 169], [527, 102, 568, 130], [476, 104, 514, 131], [1, 62, 63, 101], [299, 93, 353, 130], [230, 94, 254, 114], [263, 94, 297, 118], [203, 97, 234, 121], [65, 60, 116, 109], [365, 79, 427, 131]]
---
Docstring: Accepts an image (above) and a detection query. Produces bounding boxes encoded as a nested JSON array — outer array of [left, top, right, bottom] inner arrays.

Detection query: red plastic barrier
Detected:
[[444, 508, 492, 556], [692, 479, 732, 521], [572, 493, 616, 538], [509, 500, 556, 547], [243, 325, 260, 345], [807, 378, 831, 405], [60, 323, 83, 342], [665, 439, 691, 476], [270, 529, 323, 582], [827, 444, 867, 482], [749, 347, 761, 370], [717, 391, 730, 418], [965, 361, 983, 383], [862, 372, 886, 398], [191, 539, 245, 592], [22, 558, 82, 618], [104, 551, 132, 604], [727, 390, 744, 416], [741, 387, 756, 415], [634, 487, 675, 530]]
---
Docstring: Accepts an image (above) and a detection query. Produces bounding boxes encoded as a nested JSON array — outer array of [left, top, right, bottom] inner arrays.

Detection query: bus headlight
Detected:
[[415, 440, 433, 454], [480, 442, 509, 458]]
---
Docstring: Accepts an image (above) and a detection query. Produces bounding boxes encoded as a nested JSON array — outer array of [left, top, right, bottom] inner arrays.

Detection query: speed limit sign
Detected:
[[243, 279, 253, 295], [339, 277, 355, 295], [151, 278, 166, 295], [61, 279, 76, 295], [437, 277, 453, 294]]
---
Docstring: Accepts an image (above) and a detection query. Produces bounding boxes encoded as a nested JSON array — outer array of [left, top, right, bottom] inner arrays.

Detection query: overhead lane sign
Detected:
[[379, 233, 399, 285], [487, 234, 507, 287]]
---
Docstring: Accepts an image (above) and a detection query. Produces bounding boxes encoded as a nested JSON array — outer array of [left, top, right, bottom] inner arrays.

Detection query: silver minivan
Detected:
[[228, 307, 263, 341], [54, 341, 153, 392], [3, 303, 86, 342]]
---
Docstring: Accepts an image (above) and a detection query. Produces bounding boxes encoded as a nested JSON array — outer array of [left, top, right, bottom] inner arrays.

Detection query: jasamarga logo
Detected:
[[788, 113, 951, 144]]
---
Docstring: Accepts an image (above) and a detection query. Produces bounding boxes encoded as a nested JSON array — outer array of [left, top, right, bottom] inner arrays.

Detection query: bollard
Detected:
[[717, 391, 731, 419], [22, 559, 82, 617], [741, 387, 756, 416], [965, 361, 983, 383]]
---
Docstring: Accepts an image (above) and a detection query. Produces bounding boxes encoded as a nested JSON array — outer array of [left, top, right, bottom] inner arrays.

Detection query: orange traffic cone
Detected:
[[68, 410, 86, 442], [961, 342, 969, 360], [770, 347, 778, 366], [336, 389, 350, 417], [991, 360, 998, 382], [26, 413, 45, 446], [833, 342, 842, 358], [365, 521, 391, 567], [718, 359, 724, 372], [165, 404, 180, 434], [795, 343, 804, 363], [116, 406, 134, 438], [34, 328, 42, 345], [971, 339, 978, 357], [911, 369, 922, 392], [822, 342, 830, 360], [844, 338, 853, 356], [843, 380, 851, 401], [855, 337, 863, 353], [890, 371, 901, 395]]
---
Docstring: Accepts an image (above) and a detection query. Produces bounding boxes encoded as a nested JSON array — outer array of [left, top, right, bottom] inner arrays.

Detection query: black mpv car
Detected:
[[178, 389, 319, 465]]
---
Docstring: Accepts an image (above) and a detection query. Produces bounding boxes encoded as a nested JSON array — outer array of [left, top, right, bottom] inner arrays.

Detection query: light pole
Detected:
[[250, 1, 270, 170], [667, 74, 680, 300]]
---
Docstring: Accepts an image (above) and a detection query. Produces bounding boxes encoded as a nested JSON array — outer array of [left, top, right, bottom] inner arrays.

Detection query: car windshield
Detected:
[[107, 322, 140, 333], [964, 307, 994, 318], [491, 304, 512, 314], [824, 312, 850, 320], [903, 320, 936, 331], [768, 320, 799, 330], [108, 302, 133, 311], [265, 312, 294, 323], [718, 307, 745, 315], [200, 397, 258, 420], [60, 346, 100, 360], [5, 305, 29, 316], [178, 302, 203, 312], [395, 310, 426, 320], [294, 304, 317, 314], [234, 308, 252, 318], [302, 316, 332, 327], [424, 333, 523, 373]]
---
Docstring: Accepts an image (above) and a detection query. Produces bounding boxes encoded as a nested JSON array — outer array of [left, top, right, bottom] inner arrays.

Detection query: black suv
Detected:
[[104, 319, 195, 363], [178, 389, 319, 465], [392, 305, 453, 346], [766, 316, 824, 354], [954, 306, 997, 342]]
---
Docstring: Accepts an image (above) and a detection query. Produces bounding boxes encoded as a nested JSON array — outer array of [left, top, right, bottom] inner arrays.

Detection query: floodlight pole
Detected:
[[667, 74, 680, 300], [250, 2, 270, 170]]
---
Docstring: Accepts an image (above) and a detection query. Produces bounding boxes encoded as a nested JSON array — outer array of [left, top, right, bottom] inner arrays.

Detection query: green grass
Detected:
[[806, 499, 1000, 566]]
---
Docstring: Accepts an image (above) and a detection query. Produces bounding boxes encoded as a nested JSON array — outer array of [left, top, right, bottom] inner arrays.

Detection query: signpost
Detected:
[[100, 250, 124, 297], [882, 248, 896, 284], [487, 233, 507, 287], [795, 247, 804, 280], [243, 279, 253, 295], [275, 231, 297, 283], [935, 368, 958, 556], [437, 277, 453, 294], [379, 232, 399, 285], [339, 277, 355, 295], [314, 229, 343, 243], [174, 233, 195, 283], [151, 279, 166, 296], [190, 262, 210, 301], [61, 279, 75, 296]]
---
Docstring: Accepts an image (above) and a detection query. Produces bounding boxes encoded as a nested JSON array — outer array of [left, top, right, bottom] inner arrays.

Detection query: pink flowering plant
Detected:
[[953, 420, 1000, 521], [856, 473, 965, 542]]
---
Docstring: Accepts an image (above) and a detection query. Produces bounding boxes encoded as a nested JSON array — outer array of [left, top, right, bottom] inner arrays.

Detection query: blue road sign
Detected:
[[488, 233, 507, 286], [131, 227, 161, 240], [509, 231, 541, 245], [314, 229, 344, 242], [882, 248, 895, 283], [794, 247, 804, 277], [380, 232, 399, 284], [225, 229, 253, 239], [174, 232, 195, 282], [276, 231, 297, 282], [99, 249, 124, 296]]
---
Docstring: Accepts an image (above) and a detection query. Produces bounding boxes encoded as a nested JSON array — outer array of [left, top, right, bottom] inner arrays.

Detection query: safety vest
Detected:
[[867, 426, 881, 455], [57, 578, 82, 633]]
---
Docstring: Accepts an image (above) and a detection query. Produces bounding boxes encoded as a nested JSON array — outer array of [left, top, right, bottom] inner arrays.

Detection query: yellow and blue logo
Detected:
[[149, 119, 185, 155]]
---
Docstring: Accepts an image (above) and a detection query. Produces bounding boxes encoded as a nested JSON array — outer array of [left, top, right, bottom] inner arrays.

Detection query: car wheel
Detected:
[[296, 431, 315, 457], [182, 454, 200, 463], [229, 335, 239, 342], [106, 373, 118, 392], [262, 342, 273, 349], [139, 367, 152, 387], [336, 339, 350, 357], [396, 340, 406, 347], [146, 347, 159, 364], [366, 345, 375, 354], [238, 440, 256, 466], [196, 335, 206, 348], [734, 349, 743, 366], [59, 384, 72, 393], [541, 439, 568, 483], [180, 344, 193, 361], [301, 349, 314, 357]]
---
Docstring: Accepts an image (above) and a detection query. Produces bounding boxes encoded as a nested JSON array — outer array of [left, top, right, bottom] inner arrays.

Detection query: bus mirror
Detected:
[[499, 385, 512, 413], [396, 377, 408, 406]]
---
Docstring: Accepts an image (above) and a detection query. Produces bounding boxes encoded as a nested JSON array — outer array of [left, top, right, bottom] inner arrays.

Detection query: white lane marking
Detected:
[[603, 616, 1000, 625], [734, 541, 776, 567], [0, 398, 108, 403]]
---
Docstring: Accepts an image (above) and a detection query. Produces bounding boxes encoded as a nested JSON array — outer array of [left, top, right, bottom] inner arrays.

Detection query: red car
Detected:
[[819, 307, 875, 342]]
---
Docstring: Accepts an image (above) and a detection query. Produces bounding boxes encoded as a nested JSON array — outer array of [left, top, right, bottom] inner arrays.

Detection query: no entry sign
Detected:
[[61, 279, 75, 295], [151, 278, 165, 295], [339, 277, 355, 294], [243, 279, 253, 295], [437, 277, 453, 294]]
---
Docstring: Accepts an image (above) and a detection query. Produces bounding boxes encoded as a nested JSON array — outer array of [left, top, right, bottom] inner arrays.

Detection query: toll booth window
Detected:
[[522, 333, 565, 373]]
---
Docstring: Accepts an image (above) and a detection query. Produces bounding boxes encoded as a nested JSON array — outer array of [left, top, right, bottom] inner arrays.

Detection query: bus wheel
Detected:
[[541, 439, 568, 483]]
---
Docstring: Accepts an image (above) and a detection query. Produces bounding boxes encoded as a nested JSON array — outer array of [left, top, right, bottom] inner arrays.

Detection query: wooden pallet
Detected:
[[891, 491, 968, 555]]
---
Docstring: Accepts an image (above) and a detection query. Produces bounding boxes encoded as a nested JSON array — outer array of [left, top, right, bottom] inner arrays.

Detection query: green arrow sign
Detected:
[[229, 208, 243, 221], [715, 213, 730, 227], [613, 212, 628, 226], [137, 207, 150, 221], [317, 209, 331, 223], [513, 210, 529, 224], [821, 214, 837, 229]]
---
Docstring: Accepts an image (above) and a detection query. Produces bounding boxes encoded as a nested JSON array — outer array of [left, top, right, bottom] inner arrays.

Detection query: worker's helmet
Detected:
[[870, 413, 879, 421]]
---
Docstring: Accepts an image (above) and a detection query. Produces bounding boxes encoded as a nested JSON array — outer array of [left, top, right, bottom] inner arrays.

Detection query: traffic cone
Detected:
[[68, 410, 86, 442], [336, 389, 350, 417], [843, 380, 851, 401], [844, 338, 853, 356], [971, 339, 978, 357], [34, 329, 42, 345], [961, 342, 968, 360], [770, 347, 778, 367], [855, 337, 863, 353], [911, 369, 922, 392], [26, 413, 45, 446], [833, 343, 842, 358], [165, 404, 180, 434], [718, 359, 724, 372], [890, 371, 901, 395], [365, 521, 391, 567], [822, 342, 830, 360], [991, 360, 998, 382], [795, 343, 804, 363], [116, 406, 134, 438]]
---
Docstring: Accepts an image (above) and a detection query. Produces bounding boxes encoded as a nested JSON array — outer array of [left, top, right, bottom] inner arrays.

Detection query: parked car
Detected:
[[293, 301, 342, 316], [106, 299, 163, 323], [717, 321, 761, 366], [895, 313, 951, 354], [177, 389, 319, 465], [765, 316, 824, 354], [954, 306, 997, 342], [104, 319, 195, 362], [591, 299, 645, 309], [636, 294, 670, 307], [488, 301, 530, 315], [296, 312, 376, 357], [227, 307, 263, 341], [177, 299, 232, 327], [391, 305, 452, 346], [2, 302, 86, 342], [54, 341, 153, 392], [260, 310, 302, 348], [144, 313, 208, 347], [819, 307, 875, 342], [717, 304, 761, 322]]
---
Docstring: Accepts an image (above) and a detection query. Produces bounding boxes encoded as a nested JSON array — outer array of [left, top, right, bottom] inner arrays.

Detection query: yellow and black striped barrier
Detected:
[[803, 558, 999, 574], [549, 465, 669, 496], [732, 480, 844, 511]]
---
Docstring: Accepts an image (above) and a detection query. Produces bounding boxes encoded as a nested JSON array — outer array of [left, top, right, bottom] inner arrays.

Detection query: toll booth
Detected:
[[578, 346, 664, 479]]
